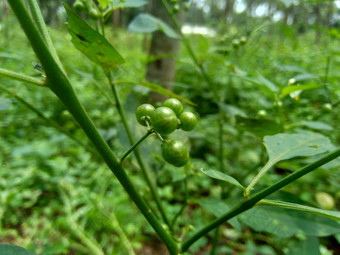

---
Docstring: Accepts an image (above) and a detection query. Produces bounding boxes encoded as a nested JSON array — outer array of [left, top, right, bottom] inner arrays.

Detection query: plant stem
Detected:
[[257, 199, 340, 221], [120, 129, 154, 163], [181, 148, 340, 252], [0, 85, 98, 156], [210, 227, 219, 255], [26, 0, 65, 74], [160, 0, 219, 100], [171, 174, 188, 229], [244, 160, 275, 197], [0, 67, 45, 86], [8, 1, 178, 253], [108, 76, 172, 232]]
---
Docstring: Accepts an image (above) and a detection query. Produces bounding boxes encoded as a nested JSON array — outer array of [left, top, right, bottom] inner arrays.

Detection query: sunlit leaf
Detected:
[[97, 0, 108, 8], [264, 133, 333, 164], [280, 83, 323, 98], [0, 244, 36, 255], [112, 0, 148, 8], [246, 133, 334, 193], [292, 73, 318, 82], [202, 170, 245, 190], [64, 4, 125, 72], [127, 13, 179, 39], [301, 121, 333, 131]]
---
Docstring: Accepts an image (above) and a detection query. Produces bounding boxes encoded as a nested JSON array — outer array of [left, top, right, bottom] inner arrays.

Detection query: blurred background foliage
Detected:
[[0, 0, 340, 254]]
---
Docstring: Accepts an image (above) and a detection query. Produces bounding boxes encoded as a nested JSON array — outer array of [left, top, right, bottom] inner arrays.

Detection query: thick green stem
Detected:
[[0, 67, 45, 86], [120, 129, 154, 163], [109, 78, 173, 232], [8, 1, 178, 253], [26, 0, 65, 74], [181, 148, 340, 252]]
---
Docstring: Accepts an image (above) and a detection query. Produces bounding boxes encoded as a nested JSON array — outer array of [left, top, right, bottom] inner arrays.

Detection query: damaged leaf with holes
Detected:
[[63, 4, 125, 72]]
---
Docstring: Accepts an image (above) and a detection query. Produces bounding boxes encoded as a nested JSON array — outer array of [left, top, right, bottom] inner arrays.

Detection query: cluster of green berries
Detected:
[[232, 36, 247, 49], [135, 98, 197, 167], [73, 0, 101, 19], [169, 0, 190, 13]]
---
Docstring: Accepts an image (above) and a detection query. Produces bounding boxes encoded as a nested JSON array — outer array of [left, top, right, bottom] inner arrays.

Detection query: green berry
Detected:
[[163, 98, 183, 117], [161, 140, 189, 167], [179, 112, 197, 131], [136, 104, 155, 126], [151, 107, 178, 135]]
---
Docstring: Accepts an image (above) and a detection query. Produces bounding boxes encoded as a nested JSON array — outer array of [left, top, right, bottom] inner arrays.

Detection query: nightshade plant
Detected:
[[1, 0, 340, 254]]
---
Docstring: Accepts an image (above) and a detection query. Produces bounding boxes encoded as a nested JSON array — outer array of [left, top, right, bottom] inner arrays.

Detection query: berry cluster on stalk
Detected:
[[135, 98, 197, 167]]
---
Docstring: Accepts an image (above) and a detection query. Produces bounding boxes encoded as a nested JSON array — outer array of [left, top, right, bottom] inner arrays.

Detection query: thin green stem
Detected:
[[8, 1, 178, 253], [322, 56, 331, 104], [120, 129, 154, 163], [218, 111, 224, 172], [181, 148, 340, 252], [108, 77, 173, 232], [0, 85, 98, 156], [210, 227, 220, 255], [257, 199, 340, 221], [171, 174, 188, 229], [0, 67, 45, 86], [160, 0, 219, 100], [26, 0, 65, 74], [244, 160, 275, 197]]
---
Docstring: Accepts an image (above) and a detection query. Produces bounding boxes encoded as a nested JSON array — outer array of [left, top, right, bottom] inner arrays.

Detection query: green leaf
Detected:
[[0, 244, 36, 255], [202, 170, 245, 190], [97, 0, 109, 8], [239, 206, 340, 238], [112, 0, 148, 8], [236, 116, 282, 137], [138, 81, 196, 106], [287, 236, 320, 255], [245, 133, 333, 194], [0, 97, 12, 111], [198, 199, 241, 231], [279, 0, 296, 7], [301, 121, 333, 131], [233, 74, 278, 94], [264, 133, 333, 163], [292, 73, 318, 82], [280, 84, 323, 98], [127, 13, 179, 39], [218, 103, 246, 119], [63, 4, 125, 72]]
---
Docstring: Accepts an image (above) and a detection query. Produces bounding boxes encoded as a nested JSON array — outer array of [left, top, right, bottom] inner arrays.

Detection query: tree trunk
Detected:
[[145, 0, 184, 102], [325, 2, 334, 27], [1, 0, 9, 39], [315, 3, 322, 45], [224, 0, 235, 24]]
